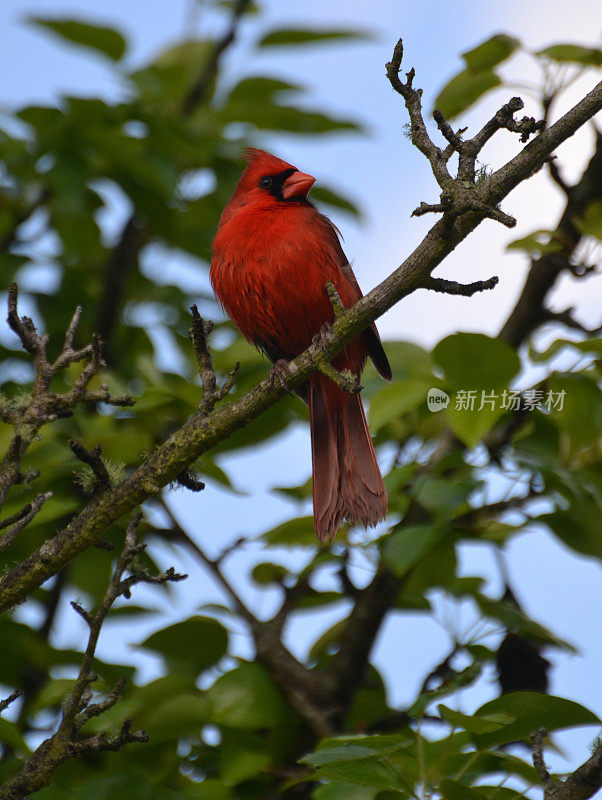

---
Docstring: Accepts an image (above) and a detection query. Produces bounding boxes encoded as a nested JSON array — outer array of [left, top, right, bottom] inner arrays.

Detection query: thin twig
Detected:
[[181, 0, 253, 116], [69, 441, 112, 492], [159, 499, 255, 623], [424, 275, 499, 296], [530, 729, 559, 797], [0, 492, 52, 553], [189, 304, 239, 413], [0, 691, 22, 715]]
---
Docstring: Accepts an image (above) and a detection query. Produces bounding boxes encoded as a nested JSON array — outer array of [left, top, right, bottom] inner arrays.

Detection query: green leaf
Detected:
[[314, 783, 378, 800], [434, 70, 501, 120], [137, 616, 228, 671], [219, 101, 362, 136], [206, 662, 290, 728], [251, 561, 290, 585], [398, 542, 457, 601], [303, 744, 388, 769], [260, 515, 318, 547], [139, 692, 207, 742], [506, 228, 563, 255], [380, 341, 434, 381], [433, 334, 520, 447], [0, 717, 30, 754], [439, 780, 483, 800], [442, 750, 539, 785], [305, 757, 406, 792], [382, 525, 448, 576], [472, 693, 600, 747], [296, 589, 342, 610], [433, 333, 520, 389], [130, 39, 215, 111], [258, 28, 371, 47], [578, 199, 602, 240], [224, 76, 304, 105], [462, 34, 520, 71], [369, 380, 433, 432], [414, 476, 479, 516], [29, 17, 127, 61], [438, 705, 511, 734], [532, 336, 602, 363], [440, 780, 523, 800], [540, 507, 602, 559], [272, 476, 312, 502], [474, 595, 577, 651], [477, 788, 526, 800], [550, 373, 602, 453], [536, 44, 602, 66]]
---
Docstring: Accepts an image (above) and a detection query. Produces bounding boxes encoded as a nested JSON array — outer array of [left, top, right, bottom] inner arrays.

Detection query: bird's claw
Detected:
[[312, 322, 335, 358], [269, 359, 292, 392]]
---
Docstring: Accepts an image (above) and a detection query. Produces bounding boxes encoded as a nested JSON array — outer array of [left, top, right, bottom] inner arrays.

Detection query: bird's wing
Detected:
[[320, 214, 392, 382]]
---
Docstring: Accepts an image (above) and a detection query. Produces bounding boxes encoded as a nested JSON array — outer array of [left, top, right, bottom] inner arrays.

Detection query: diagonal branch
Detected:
[[159, 499, 333, 736], [500, 129, 602, 346], [0, 691, 22, 716], [181, 0, 253, 116], [0, 492, 53, 553]]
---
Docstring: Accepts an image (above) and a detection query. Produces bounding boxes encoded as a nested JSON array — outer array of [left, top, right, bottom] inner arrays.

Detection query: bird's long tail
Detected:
[[309, 374, 387, 542]]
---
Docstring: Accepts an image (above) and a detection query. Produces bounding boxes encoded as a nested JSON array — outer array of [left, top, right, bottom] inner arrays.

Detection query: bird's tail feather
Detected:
[[309, 375, 387, 542]]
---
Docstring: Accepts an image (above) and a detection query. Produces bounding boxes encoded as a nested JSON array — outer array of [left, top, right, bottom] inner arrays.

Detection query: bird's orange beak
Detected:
[[282, 170, 316, 199]]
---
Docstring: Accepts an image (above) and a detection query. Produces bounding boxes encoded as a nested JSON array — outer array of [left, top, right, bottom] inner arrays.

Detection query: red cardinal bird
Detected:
[[210, 149, 391, 541]]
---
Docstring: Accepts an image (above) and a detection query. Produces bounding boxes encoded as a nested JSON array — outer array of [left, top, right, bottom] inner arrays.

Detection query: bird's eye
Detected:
[[259, 176, 273, 189]]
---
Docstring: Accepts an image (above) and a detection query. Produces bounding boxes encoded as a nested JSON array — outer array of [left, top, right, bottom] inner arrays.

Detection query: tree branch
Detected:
[[189, 305, 239, 416], [0, 512, 185, 800], [500, 128, 602, 346], [1, 286, 133, 511], [69, 441, 112, 493], [158, 500, 333, 737], [0, 492, 53, 553], [0, 691, 22, 716], [531, 728, 602, 800], [181, 0, 253, 117], [424, 275, 499, 296]]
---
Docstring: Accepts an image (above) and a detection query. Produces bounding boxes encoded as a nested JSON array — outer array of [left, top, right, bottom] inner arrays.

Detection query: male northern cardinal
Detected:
[[210, 149, 391, 541]]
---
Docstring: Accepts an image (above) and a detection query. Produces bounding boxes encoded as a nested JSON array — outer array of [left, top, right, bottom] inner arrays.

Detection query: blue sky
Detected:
[[1, 0, 601, 777]]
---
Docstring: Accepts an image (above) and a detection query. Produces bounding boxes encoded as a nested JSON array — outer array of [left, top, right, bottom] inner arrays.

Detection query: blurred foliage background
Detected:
[[0, 2, 601, 798]]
